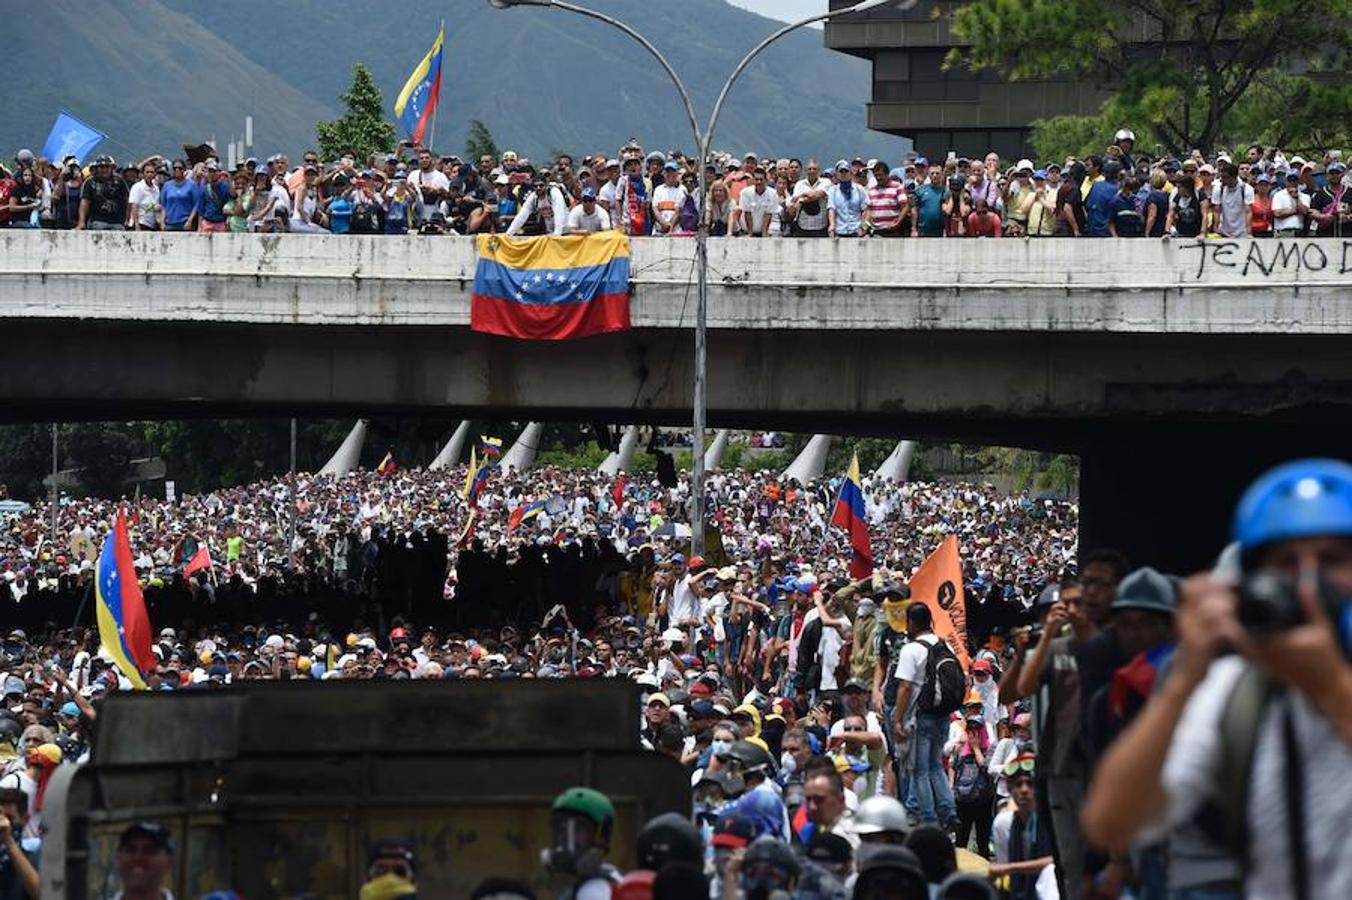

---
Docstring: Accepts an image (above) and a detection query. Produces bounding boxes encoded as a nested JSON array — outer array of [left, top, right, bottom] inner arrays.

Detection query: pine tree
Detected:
[[315, 64, 396, 162], [464, 120, 499, 162]]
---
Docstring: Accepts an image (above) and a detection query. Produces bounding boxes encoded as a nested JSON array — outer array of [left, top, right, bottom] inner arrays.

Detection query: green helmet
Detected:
[[552, 787, 615, 839]]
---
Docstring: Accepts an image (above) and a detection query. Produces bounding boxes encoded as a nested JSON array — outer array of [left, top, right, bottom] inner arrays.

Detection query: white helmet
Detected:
[[1115, 128, 1136, 143], [854, 795, 910, 836]]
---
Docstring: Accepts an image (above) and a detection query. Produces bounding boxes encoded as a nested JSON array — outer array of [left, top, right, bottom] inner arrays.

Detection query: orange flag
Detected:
[[907, 534, 970, 671]]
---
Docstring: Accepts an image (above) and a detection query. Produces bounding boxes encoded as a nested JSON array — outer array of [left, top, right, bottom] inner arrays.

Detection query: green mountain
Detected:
[[6, 0, 334, 164], [7, 0, 901, 164]]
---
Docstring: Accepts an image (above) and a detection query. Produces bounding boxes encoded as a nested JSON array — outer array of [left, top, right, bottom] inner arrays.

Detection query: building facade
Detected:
[[824, 0, 1113, 161]]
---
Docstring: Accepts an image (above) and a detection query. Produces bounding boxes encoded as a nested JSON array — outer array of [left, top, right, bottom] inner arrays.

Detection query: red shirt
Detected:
[[0, 177, 15, 226]]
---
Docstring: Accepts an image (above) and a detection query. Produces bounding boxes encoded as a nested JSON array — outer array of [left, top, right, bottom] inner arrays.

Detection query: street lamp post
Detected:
[[488, 0, 902, 554]]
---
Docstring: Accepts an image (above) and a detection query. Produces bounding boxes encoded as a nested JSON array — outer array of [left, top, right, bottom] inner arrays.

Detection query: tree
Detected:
[[315, 64, 396, 162], [948, 0, 1351, 155], [464, 119, 499, 162]]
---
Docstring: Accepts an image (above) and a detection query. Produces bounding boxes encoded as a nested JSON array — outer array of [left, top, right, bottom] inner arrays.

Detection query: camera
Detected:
[[1237, 570, 1342, 634]]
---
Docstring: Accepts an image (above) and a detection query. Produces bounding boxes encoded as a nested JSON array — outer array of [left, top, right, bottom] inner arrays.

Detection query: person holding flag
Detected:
[[393, 24, 445, 148], [95, 509, 156, 690], [478, 436, 503, 459], [508, 499, 547, 533], [830, 452, 873, 579]]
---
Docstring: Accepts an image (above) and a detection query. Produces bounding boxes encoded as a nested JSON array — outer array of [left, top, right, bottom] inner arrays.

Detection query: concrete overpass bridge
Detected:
[[3, 230, 1351, 570]]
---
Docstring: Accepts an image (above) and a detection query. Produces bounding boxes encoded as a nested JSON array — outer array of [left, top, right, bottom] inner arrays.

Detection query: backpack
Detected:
[[351, 201, 382, 234], [953, 748, 991, 801], [918, 636, 965, 715]]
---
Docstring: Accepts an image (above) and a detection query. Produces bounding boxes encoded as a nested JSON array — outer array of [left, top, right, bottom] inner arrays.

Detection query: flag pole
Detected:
[[428, 19, 444, 153]]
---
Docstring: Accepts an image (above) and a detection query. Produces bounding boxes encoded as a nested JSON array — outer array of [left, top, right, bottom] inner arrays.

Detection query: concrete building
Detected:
[[824, 0, 1113, 160]]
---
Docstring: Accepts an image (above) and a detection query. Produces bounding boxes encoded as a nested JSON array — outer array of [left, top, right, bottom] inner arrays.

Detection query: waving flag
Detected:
[[394, 25, 444, 145], [463, 447, 494, 507], [95, 509, 155, 689], [376, 451, 397, 476], [471, 233, 632, 340], [829, 453, 873, 579], [508, 499, 547, 533], [41, 111, 105, 165], [184, 545, 212, 576], [478, 436, 504, 458], [909, 534, 970, 670]]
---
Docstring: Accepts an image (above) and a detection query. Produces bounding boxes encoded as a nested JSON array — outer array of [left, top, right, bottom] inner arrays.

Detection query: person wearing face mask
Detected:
[[709, 814, 753, 900], [542, 787, 622, 897], [1082, 459, 1352, 900]]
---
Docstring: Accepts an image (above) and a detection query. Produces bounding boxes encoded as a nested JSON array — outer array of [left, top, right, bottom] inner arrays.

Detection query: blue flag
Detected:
[[41, 111, 105, 165]]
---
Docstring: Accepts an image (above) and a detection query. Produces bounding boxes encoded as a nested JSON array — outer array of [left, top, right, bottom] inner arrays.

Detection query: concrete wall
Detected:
[[2, 231, 1349, 333]]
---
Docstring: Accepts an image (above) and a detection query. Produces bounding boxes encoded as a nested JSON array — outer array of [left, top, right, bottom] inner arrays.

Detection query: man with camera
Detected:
[[1082, 459, 1352, 899]]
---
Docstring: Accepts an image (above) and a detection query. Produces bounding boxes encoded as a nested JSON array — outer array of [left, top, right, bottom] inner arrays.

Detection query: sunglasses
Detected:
[[1003, 757, 1036, 777], [843, 725, 864, 733]]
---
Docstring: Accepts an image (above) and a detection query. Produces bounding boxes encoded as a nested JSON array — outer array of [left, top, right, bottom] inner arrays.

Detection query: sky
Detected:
[[727, 0, 829, 26]]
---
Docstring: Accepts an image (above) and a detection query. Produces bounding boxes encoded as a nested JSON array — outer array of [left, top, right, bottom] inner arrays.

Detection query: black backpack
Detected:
[[1174, 195, 1201, 236], [918, 636, 965, 715]]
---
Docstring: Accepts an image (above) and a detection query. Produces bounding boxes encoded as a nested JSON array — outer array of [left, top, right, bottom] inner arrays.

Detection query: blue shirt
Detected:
[[827, 181, 865, 235], [197, 178, 232, 223], [1084, 180, 1119, 237], [328, 196, 353, 235], [913, 183, 948, 235], [160, 179, 200, 226], [1107, 193, 1143, 236]]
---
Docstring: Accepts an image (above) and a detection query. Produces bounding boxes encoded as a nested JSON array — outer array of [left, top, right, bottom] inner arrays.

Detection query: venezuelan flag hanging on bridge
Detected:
[[470, 233, 632, 340]]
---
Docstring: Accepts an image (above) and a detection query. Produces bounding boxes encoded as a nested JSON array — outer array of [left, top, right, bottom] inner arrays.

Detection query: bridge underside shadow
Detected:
[[10, 318, 1352, 575]]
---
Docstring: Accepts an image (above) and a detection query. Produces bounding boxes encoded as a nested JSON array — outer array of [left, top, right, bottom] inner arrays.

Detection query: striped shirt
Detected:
[[866, 183, 906, 231]]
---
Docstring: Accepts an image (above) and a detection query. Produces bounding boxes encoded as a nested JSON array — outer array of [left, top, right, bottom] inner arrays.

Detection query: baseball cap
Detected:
[[686, 554, 704, 570], [806, 832, 852, 867], [712, 814, 754, 849], [1032, 169, 1047, 180], [604, 158, 620, 169], [834, 160, 851, 172], [841, 677, 869, 694], [581, 187, 596, 200], [971, 659, 993, 673], [120, 820, 174, 853], [647, 692, 671, 708], [1330, 161, 1347, 173], [663, 160, 680, 171], [494, 174, 509, 185]]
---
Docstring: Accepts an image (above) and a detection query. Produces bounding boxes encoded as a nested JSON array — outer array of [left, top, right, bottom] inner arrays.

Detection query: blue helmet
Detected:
[[1233, 459, 1352, 553]]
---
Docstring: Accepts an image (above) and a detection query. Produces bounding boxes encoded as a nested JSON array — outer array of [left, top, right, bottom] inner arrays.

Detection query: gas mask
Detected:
[[540, 814, 604, 879]]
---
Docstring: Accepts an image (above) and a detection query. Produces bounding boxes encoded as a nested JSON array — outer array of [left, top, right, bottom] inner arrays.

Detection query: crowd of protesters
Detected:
[[3, 131, 1348, 238], [4, 450, 1351, 898]]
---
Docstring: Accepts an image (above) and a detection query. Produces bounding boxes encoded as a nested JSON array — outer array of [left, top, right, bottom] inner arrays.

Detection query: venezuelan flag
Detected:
[[393, 25, 444, 145], [463, 447, 494, 507], [95, 509, 155, 689], [470, 233, 632, 340], [478, 435, 503, 458], [376, 450, 397, 476], [830, 453, 873, 579], [508, 499, 547, 533]]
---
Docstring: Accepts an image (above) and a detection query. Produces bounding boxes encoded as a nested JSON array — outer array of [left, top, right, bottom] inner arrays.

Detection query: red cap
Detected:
[[972, 659, 993, 673], [688, 555, 706, 570], [689, 681, 713, 696]]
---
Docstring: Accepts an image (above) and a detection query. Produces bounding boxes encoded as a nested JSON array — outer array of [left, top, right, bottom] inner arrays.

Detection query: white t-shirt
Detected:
[[1210, 181, 1255, 237], [650, 183, 687, 234], [791, 177, 831, 231], [567, 203, 611, 233], [407, 168, 450, 220], [1141, 656, 1352, 899], [1271, 188, 1310, 231], [738, 186, 781, 235], [597, 178, 621, 212], [127, 180, 161, 228]]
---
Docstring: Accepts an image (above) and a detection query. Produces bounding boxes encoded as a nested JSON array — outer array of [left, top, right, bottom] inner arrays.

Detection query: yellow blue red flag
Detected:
[[470, 233, 632, 340], [394, 25, 444, 145], [830, 453, 873, 579], [95, 509, 155, 689]]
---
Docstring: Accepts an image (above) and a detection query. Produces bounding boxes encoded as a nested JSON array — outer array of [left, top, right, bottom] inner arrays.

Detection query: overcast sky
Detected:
[[727, 0, 829, 26]]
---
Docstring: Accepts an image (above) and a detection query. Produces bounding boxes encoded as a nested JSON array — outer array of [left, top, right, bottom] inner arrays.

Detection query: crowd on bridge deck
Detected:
[[2, 450, 1351, 897], [3, 130, 1349, 239]]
